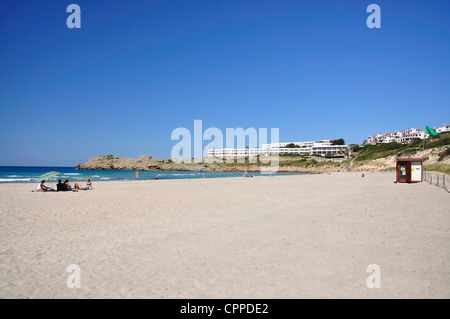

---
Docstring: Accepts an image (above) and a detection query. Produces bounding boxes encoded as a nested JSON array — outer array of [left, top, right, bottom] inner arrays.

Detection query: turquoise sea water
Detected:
[[0, 166, 298, 183]]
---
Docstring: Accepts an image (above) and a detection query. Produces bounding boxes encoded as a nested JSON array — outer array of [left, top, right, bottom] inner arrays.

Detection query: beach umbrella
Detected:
[[37, 171, 61, 189], [198, 166, 206, 179], [37, 171, 61, 182]]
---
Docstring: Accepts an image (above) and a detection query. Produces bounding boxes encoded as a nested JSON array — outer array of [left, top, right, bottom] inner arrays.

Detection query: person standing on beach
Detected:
[[156, 174, 159, 180], [135, 171, 140, 180]]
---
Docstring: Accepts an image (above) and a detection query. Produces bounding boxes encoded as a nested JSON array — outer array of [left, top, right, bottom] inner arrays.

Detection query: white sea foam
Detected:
[[0, 178, 32, 182], [64, 173, 81, 176], [155, 173, 197, 176], [100, 177, 111, 180]]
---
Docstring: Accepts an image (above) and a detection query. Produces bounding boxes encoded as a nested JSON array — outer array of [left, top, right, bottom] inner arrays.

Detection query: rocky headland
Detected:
[[76, 154, 349, 173], [76, 144, 449, 174]]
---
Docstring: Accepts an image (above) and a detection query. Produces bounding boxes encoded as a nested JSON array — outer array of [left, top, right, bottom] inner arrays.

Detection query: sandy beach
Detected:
[[0, 172, 449, 298]]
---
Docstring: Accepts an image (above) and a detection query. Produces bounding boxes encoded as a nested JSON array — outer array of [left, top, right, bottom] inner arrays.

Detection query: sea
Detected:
[[0, 166, 298, 183]]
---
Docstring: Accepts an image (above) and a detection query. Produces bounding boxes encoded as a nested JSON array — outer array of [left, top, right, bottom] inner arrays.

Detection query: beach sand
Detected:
[[0, 172, 449, 298]]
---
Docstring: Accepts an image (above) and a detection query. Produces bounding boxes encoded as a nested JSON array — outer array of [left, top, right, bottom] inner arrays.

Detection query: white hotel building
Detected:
[[207, 140, 349, 158]]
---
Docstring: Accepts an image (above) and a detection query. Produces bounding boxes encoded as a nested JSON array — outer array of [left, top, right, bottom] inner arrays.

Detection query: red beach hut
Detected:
[[396, 158, 423, 183]]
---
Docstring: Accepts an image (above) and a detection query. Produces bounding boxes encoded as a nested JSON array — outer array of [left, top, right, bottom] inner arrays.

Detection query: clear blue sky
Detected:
[[0, 0, 449, 166]]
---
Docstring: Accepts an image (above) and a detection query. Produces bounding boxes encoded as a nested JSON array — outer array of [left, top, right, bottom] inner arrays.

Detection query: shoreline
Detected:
[[0, 170, 312, 185], [0, 174, 309, 189], [5, 171, 379, 189]]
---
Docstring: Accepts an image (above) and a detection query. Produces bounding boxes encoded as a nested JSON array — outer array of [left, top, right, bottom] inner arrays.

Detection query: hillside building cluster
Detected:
[[367, 124, 449, 145]]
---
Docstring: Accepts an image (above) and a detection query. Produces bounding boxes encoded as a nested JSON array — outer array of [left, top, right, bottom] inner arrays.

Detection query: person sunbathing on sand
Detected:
[[64, 180, 74, 191], [74, 179, 93, 190]]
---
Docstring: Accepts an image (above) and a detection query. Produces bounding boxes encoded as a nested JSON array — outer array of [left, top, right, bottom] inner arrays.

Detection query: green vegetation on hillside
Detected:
[[355, 142, 410, 162], [332, 138, 345, 145], [204, 154, 350, 170], [103, 155, 118, 160], [350, 144, 362, 152], [424, 164, 450, 175], [425, 132, 450, 148], [354, 132, 450, 162]]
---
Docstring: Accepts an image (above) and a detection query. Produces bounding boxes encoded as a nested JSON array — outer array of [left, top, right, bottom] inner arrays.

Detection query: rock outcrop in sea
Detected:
[[76, 155, 201, 171]]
